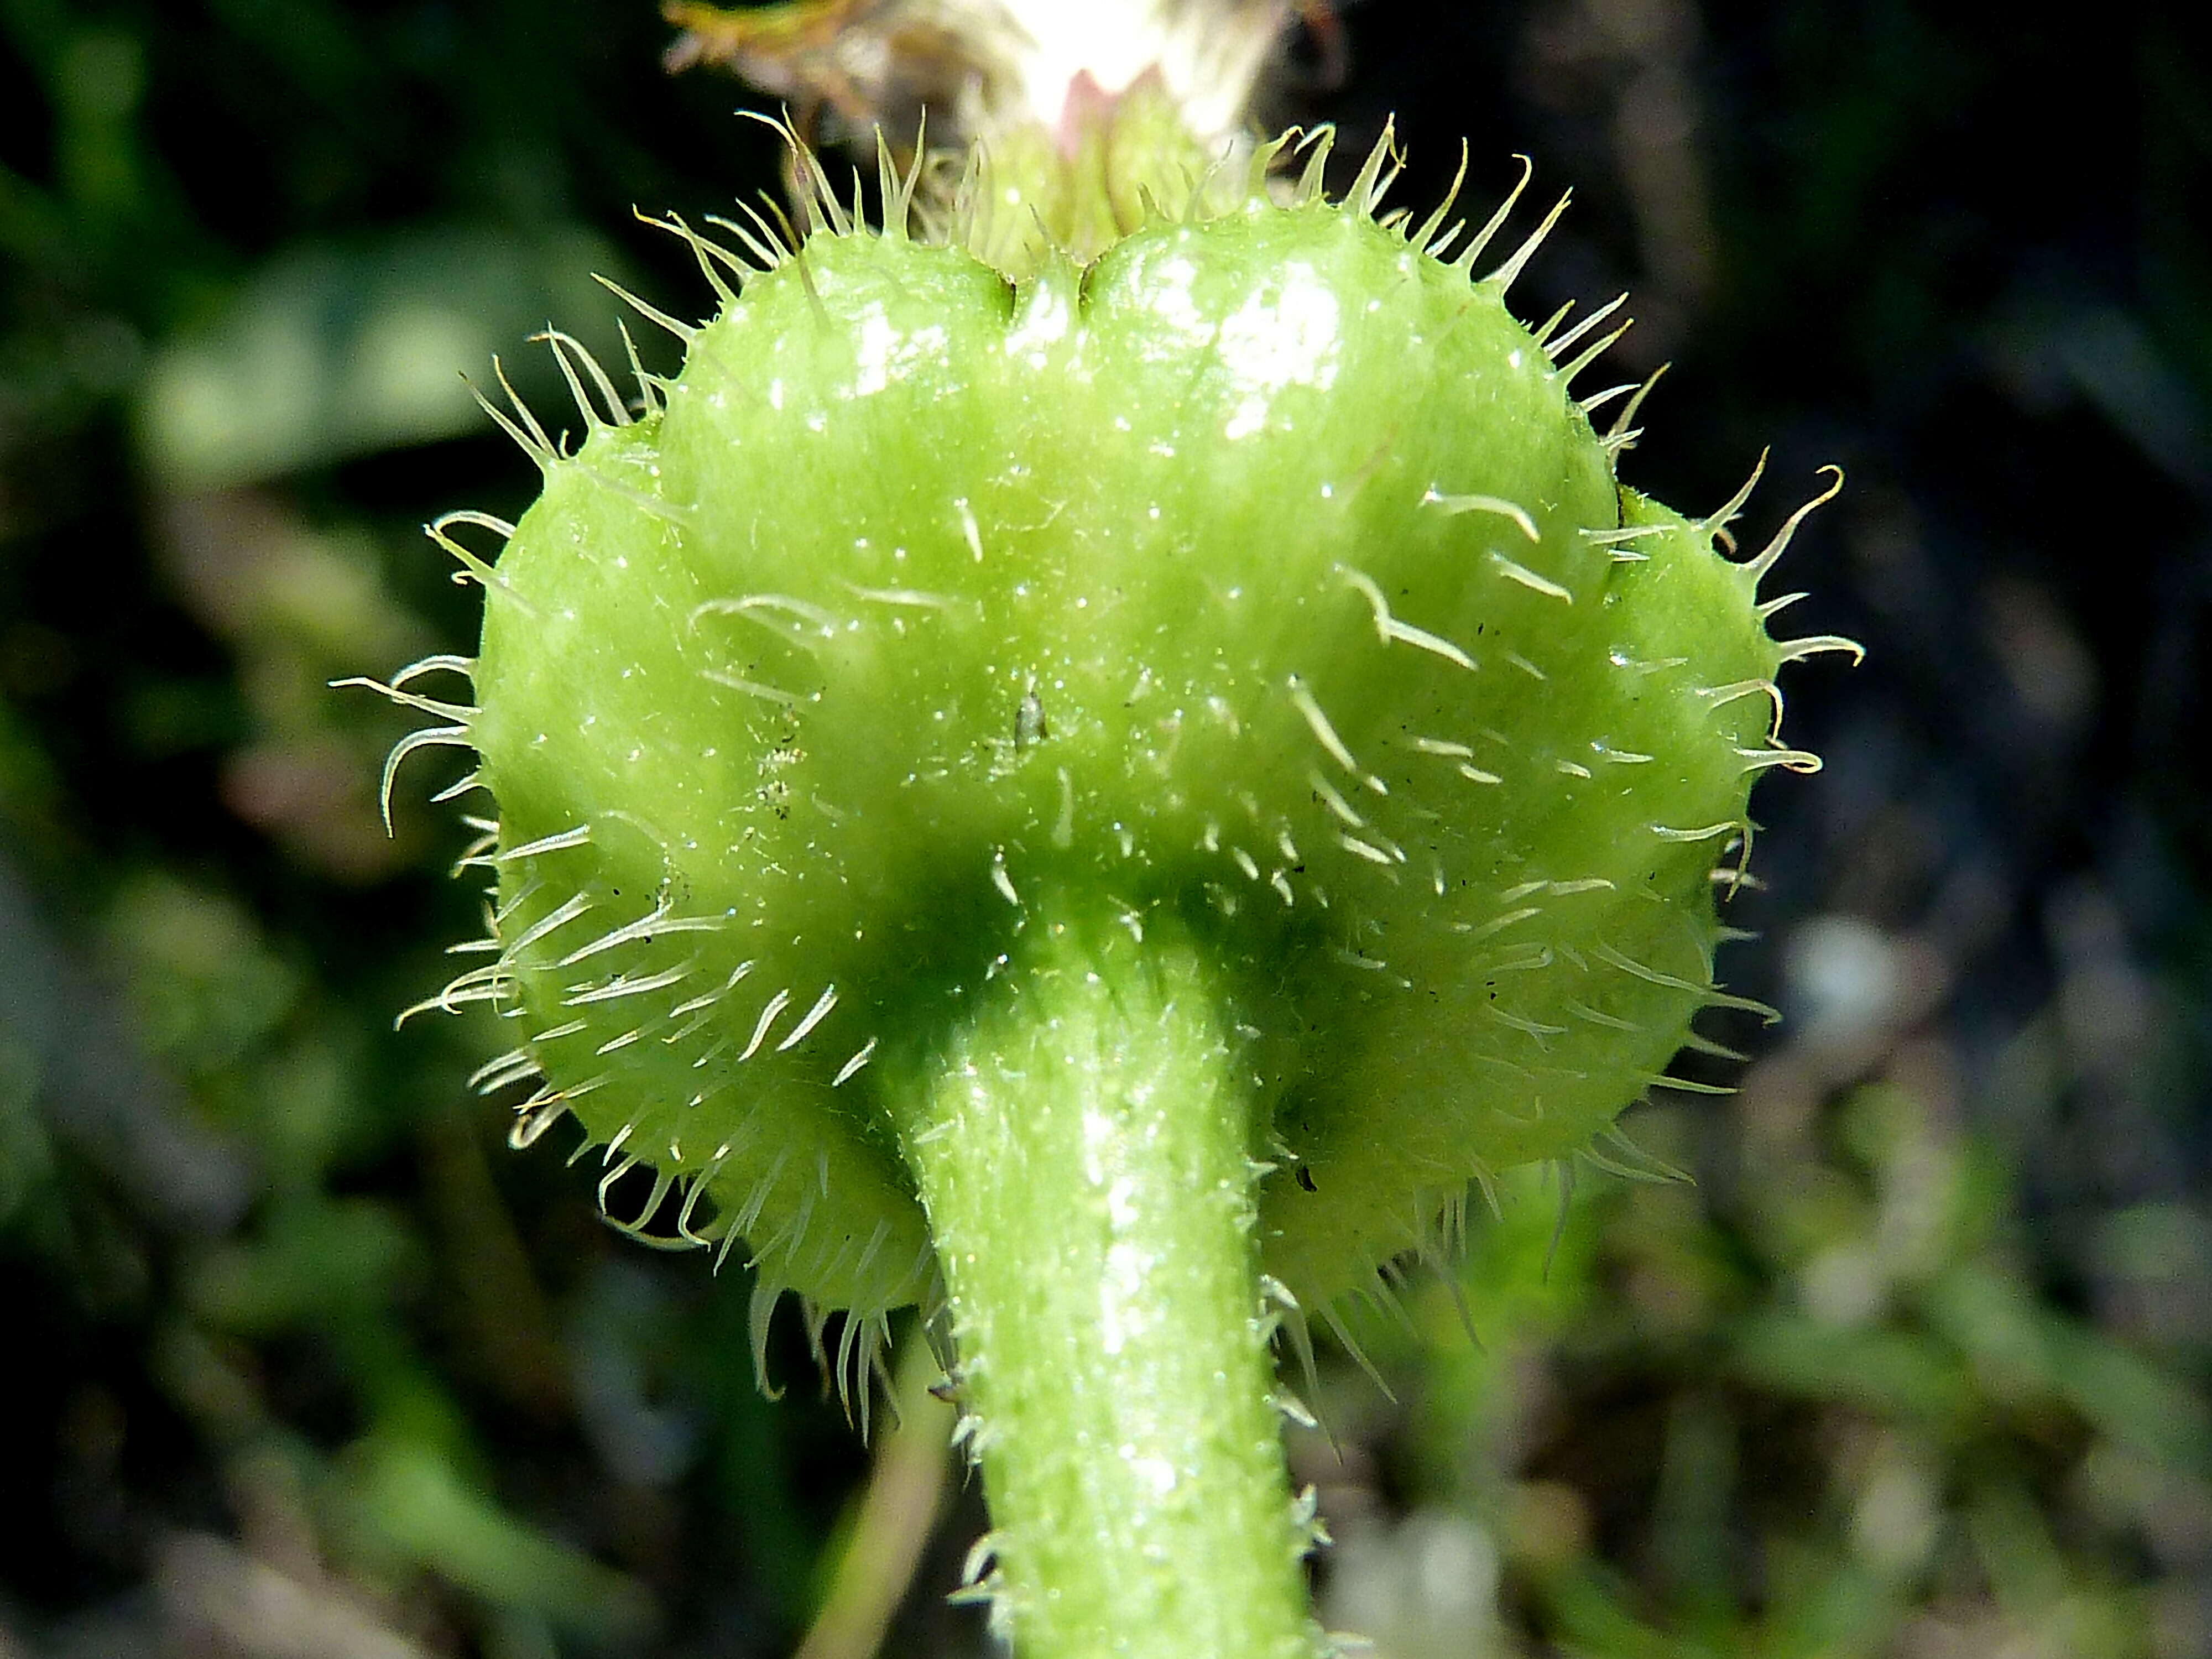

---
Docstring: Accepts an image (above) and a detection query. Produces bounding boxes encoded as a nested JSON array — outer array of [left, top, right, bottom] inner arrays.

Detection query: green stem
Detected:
[[896, 900, 1315, 1659]]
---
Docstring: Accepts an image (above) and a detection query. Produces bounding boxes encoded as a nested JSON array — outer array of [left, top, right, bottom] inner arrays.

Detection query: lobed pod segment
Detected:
[[448, 181, 1802, 1323]]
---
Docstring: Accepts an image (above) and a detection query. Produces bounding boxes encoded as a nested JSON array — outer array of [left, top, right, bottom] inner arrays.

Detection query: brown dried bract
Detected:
[[663, 1, 992, 154], [663, 1, 1344, 159]]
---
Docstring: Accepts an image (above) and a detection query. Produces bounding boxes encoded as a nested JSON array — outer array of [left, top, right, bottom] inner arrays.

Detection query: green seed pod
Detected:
[[359, 115, 1855, 1657], [365, 127, 1846, 1386]]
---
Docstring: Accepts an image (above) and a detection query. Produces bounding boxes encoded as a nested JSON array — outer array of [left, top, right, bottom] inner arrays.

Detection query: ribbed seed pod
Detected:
[[367, 131, 1844, 1382]]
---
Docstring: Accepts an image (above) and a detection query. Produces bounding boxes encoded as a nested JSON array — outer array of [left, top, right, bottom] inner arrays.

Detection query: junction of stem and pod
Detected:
[[349, 14, 1851, 1650]]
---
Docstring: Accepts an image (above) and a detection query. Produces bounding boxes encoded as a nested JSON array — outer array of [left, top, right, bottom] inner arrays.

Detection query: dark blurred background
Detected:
[[3, 2, 2209, 1655]]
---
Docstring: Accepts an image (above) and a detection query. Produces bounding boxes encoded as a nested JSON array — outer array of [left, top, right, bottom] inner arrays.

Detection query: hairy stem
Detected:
[[898, 901, 1313, 1659]]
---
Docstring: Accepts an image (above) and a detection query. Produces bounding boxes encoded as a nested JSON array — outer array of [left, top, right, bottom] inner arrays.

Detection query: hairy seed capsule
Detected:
[[395, 145, 1833, 1339]]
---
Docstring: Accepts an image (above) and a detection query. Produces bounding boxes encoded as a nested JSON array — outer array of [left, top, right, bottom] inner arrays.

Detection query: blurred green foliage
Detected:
[[3, 3, 2209, 1657]]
